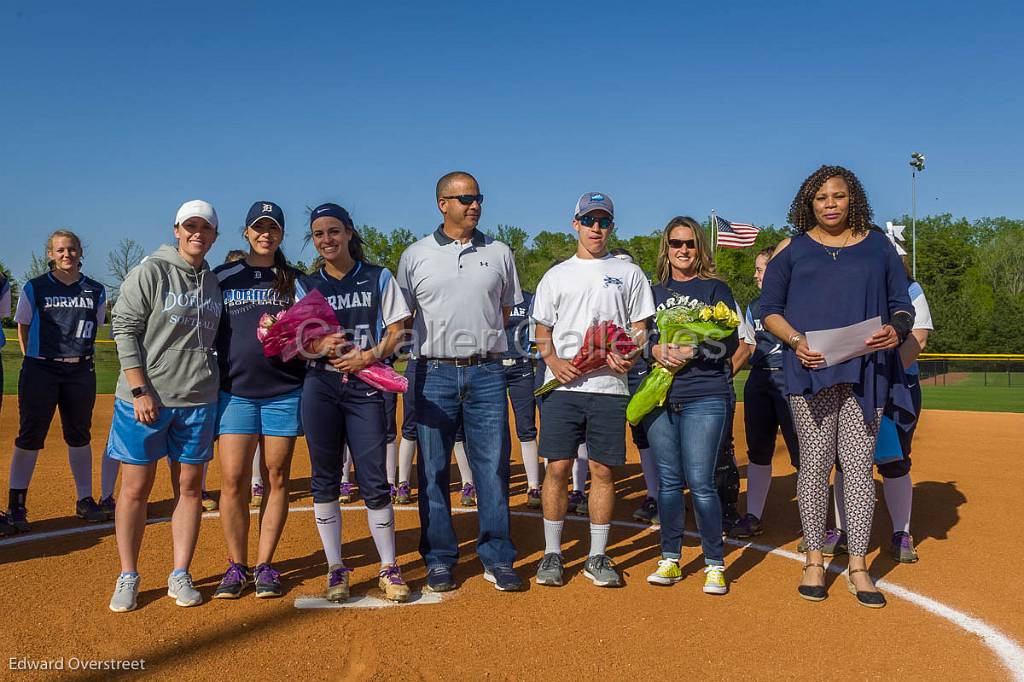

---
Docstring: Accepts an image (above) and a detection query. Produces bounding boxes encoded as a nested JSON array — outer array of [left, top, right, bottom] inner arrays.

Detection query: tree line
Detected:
[[3, 214, 1022, 354]]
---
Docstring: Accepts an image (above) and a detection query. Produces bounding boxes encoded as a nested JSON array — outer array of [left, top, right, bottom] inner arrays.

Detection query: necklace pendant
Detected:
[[831, 251, 838, 261]]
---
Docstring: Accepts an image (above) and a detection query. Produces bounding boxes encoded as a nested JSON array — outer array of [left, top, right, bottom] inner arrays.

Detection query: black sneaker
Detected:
[[254, 563, 282, 598], [632, 497, 658, 524], [0, 511, 16, 537], [424, 565, 455, 593], [76, 496, 107, 523], [7, 506, 29, 533], [484, 565, 525, 592], [729, 513, 764, 539], [98, 495, 116, 521], [213, 560, 251, 599]]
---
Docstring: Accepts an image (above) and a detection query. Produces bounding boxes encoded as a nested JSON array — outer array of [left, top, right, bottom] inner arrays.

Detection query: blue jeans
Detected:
[[645, 396, 728, 565], [414, 359, 515, 570]]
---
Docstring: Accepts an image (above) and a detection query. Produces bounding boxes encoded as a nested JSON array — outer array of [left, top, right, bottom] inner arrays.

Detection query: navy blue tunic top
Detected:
[[651, 277, 739, 401], [759, 230, 915, 427], [214, 261, 306, 398], [16, 273, 106, 358], [745, 296, 785, 370]]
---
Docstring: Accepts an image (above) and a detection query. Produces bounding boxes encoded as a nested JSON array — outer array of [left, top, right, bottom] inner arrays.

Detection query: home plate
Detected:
[[294, 592, 443, 609]]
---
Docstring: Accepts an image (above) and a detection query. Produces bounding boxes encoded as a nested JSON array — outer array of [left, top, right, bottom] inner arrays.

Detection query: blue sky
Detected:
[[1, 1, 1021, 283]]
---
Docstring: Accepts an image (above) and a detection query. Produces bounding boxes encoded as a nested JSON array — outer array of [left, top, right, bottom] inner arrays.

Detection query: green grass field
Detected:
[[4, 337, 1021, 413]]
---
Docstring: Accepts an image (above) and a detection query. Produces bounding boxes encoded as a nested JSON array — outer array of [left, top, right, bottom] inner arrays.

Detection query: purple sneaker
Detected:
[[254, 563, 282, 598], [378, 564, 411, 602], [249, 483, 265, 509], [460, 483, 477, 507], [395, 481, 412, 505], [891, 531, 919, 563], [567, 490, 585, 514], [213, 560, 251, 599], [822, 529, 848, 557], [526, 487, 541, 509], [389, 484, 398, 501], [338, 482, 357, 504], [325, 564, 352, 602]]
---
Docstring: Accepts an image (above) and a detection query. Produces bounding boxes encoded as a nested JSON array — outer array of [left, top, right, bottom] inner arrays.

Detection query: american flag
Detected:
[[714, 215, 760, 248]]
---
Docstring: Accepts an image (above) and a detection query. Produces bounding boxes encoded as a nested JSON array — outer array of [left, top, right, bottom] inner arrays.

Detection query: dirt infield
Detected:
[[1, 397, 1023, 680]]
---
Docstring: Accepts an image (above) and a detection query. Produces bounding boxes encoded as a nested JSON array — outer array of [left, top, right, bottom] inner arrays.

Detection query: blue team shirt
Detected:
[[214, 261, 306, 398], [296, 262, 396, 371], [503, 290, 534, 359], [0, 275, 10, 349], [651, 277, 739, 401], [745, 296, 785, 370], [16, 272, 106, 358]]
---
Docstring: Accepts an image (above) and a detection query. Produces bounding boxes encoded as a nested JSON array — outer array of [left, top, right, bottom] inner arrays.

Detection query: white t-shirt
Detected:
[[531, 254, 655, 395], [909, 281, 934, 330]]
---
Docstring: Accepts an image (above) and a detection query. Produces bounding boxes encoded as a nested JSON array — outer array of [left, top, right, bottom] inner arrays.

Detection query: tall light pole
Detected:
[[909, 152, 926, 278]]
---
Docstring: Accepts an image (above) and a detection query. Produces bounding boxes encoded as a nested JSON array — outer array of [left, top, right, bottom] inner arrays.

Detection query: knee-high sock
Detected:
[[521, 440, 541, 490], [398, 438, 415, 483], [638, 447, 659, 498], [367, 505, 397, 566], [385, 442, 397, 486], [453, 441, 473, 486], [883, 474, 913, 533], [67, 445, 93, 500], [341, 445, 352, 484], [832, 469, 847, 532], [572, 444, 589, 492], [314, 501, 343, 567], [9, 447, 40, 490], [745, 463, 773, 520], [101, 453, 120, 499], [251, 444, 263, 486]]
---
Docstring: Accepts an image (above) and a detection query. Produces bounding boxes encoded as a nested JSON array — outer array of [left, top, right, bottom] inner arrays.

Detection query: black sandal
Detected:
[[797, 562, 827, 602], [846, 568, 886, 609]]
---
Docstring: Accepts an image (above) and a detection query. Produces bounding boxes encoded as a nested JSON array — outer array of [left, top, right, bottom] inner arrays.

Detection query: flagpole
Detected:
[[710, 209, 717, 253]]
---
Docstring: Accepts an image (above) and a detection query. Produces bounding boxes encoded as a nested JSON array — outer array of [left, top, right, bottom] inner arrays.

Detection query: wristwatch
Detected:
[[789, 333, 803, 348], [131, 385, 148, 398]]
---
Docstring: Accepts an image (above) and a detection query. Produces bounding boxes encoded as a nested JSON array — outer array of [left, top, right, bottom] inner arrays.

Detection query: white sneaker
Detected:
[[109, 573, 140, 613], [168, 571, 202, 607]]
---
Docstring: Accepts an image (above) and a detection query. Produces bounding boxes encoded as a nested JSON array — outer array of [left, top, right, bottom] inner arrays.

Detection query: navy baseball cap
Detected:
[[310, 202, 353, 227], [574, 192, 614, 219], [246, 201, 285, 230]]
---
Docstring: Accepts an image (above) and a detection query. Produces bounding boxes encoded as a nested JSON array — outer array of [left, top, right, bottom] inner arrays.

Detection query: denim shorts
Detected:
[[106, 398, 217, 465], [538, 390, 627, 466], [216, 388, 303, 437]]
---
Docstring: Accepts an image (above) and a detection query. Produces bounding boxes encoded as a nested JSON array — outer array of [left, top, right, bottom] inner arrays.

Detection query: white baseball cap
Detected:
[[175, 199, 219, 229]]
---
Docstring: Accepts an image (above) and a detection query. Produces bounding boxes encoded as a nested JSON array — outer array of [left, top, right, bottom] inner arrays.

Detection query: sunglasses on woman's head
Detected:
[[668, 238, 696, 249], [577, 215, 614, 229], [442, 194, 484, 206]]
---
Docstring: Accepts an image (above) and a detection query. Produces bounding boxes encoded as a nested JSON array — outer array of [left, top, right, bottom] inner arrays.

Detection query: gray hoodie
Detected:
[[111, 244, 223, 407]]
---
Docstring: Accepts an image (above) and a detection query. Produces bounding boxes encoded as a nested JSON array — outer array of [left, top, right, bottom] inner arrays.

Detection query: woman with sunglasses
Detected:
[[3, 230, 110, 536], [760, 165, 914, 608], [211, 201, 305, 600], [643, 217, 738, 595], [299, 202, 412, 603]]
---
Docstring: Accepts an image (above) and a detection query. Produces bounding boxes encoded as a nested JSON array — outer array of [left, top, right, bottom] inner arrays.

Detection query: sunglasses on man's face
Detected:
[[442, 194, 484, 206], [577, 215, 614, 229], [668, 238, 696, 249]]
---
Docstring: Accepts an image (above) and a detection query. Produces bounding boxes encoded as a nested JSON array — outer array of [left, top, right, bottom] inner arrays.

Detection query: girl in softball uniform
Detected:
[[299, 202, 412, 603], [4, 230, 110, 534]]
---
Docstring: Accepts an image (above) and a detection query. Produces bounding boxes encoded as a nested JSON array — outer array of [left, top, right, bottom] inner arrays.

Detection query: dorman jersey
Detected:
[[746, 296, 785, 370], [15, 272, 106, 358], [214, 260, 306, 398], [502, 289, 534, 359], [296, 262, 411, 368]]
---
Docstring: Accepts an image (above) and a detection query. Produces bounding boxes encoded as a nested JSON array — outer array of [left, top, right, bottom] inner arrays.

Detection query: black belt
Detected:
[[420, 354, 500, 367]]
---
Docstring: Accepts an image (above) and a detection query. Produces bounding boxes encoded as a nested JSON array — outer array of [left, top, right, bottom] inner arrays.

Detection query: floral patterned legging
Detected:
[[789, 384, 881, 557]]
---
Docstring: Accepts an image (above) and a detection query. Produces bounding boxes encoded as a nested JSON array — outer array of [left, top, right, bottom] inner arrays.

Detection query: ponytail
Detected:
[[271, 248, 297, 301]]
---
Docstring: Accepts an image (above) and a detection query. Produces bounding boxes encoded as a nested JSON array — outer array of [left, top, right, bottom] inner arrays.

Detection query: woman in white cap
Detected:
[[106, 199, 223, 612]]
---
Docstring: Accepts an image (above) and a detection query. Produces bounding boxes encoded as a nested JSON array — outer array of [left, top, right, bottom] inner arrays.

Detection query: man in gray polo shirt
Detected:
[[396, 171, 524, 593]]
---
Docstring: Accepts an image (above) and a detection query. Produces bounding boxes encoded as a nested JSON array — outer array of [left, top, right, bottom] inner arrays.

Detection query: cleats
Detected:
[[201, 492, 218, 512], [98, 495, 116, 521], [822, 529, 848, 557], [394, 481, 412, 505], [76, 496, 106, 523], [566, 490, 585, 514], [729, 513, 764, 539], [632, 497, 658, 524], [460, 483, 477, 507], [526, 487, 541, 509], [378, 564, 410, 602], [7, 505, 30, 533], [249, 483, 264, 509], [890, 531, 919, 563], [325, 564, 352, 602], [338, 483, 357, 504]]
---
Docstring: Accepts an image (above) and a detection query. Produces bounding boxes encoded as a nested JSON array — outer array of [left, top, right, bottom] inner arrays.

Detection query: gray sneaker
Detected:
[[583, 554, 623, 588], [109, 573, 140, 613], [535, 553, 564, 587], [167, 571, 202, 607]]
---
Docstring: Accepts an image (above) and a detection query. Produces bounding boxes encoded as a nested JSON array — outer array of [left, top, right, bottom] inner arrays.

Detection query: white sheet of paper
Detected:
[[805, 316, 882, 367]]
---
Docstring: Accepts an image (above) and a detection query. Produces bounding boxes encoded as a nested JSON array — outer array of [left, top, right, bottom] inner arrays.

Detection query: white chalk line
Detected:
[[2, 504, 1022, 680]]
